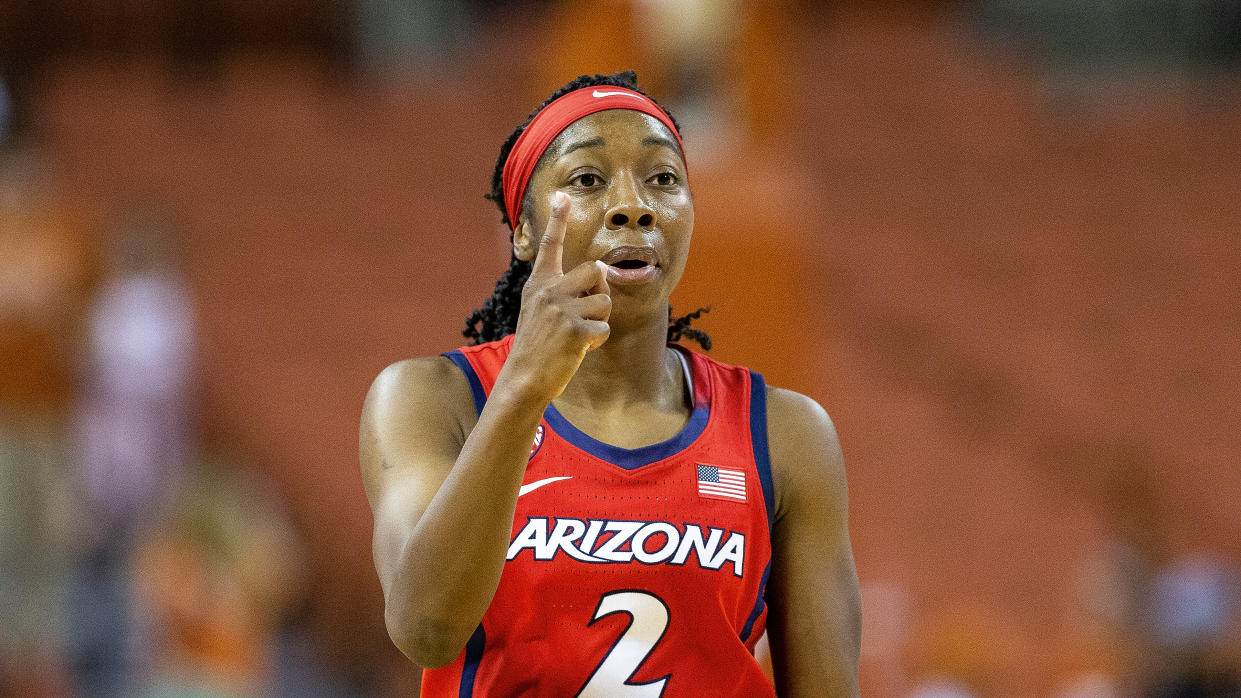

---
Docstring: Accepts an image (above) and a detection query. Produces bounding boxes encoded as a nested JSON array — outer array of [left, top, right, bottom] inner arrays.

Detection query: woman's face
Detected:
[[515, 109, 694, 328]]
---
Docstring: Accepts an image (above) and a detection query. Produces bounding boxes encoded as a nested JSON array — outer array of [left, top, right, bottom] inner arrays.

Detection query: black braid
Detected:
[[463, 256, 531, 344], [465, 70, 711, 349], [667, 305, 712, 351]]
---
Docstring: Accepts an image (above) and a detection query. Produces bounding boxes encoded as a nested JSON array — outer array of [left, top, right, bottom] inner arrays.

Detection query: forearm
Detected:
[[381, 377, 546, 666]]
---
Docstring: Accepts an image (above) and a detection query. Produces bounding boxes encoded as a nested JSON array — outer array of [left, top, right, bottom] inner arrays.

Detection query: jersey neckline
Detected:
[[542, 346, 709, 470]]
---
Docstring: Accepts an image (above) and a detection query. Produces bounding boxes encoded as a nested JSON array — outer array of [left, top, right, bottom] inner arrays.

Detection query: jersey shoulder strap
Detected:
[[440, 335, 514, 416]]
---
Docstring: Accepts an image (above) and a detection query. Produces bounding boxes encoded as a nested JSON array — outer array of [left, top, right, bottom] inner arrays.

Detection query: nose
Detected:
[[604, 174, 656, 230]]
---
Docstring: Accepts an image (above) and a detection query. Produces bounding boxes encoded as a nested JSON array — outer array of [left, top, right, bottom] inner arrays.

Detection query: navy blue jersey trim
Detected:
[[544, 404, 709, 470], [739, 560, 772, 644], [443, 351, 487, 417], [459, 623, 486, 698], [749, 371, 776, 533]]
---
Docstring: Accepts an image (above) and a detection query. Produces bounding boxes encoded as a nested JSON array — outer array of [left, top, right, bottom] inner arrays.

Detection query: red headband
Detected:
[[501, 85, 686, 230]]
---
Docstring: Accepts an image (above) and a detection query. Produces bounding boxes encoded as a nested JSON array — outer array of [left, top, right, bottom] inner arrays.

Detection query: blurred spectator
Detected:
[[132, 452, 307, 697], [0, 422, 76, 697], [1144, 554, 1241, 698], [0, 122, 92, 698], [74, 211, 195, 538], [0, 142, 93, 418], [66, 210, 195, 696]]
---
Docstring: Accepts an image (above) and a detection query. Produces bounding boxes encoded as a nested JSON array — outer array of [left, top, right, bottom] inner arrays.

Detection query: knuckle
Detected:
[[530, 288, 557, 310]]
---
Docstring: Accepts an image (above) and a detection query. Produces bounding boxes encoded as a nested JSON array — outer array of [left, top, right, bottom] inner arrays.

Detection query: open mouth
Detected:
[[599, 246, 660, 284]]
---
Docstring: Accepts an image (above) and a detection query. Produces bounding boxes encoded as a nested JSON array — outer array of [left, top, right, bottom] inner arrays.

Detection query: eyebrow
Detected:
[[642, 135, 682, 155], [560, 137, 606, 156]]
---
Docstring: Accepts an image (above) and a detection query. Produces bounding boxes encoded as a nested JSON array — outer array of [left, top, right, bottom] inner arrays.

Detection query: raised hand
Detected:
[[500, 192, 611, 403]]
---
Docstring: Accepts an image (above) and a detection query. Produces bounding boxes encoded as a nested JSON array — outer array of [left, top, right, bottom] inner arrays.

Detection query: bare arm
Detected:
[[360, 357, 548, 667], [764, 387, 861, 697], [360, 193, 612, 667]]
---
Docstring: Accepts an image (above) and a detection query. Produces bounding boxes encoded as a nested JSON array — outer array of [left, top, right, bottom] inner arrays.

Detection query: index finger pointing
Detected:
[[531, 192, 568, 278]]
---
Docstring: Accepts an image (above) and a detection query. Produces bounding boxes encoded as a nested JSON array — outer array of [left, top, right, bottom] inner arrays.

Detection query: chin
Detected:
[[608, 293, 673, 329]]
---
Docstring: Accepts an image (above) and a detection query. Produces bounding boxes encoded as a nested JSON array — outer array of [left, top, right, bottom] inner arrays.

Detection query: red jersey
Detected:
[[424, 335, 776, 697]]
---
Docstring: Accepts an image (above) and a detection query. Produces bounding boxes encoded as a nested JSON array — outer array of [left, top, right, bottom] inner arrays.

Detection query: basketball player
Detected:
[[360, 72, 860, 696]]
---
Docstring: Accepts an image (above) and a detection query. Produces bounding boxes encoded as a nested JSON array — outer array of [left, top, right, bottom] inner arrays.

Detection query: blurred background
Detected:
[[2, 0, 1239, 696]]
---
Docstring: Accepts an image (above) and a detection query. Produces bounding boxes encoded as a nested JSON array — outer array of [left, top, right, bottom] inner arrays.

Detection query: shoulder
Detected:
[[364, 354, 476, 424], [765, 386, 837, 444], [762, 385, 847, 528], [362, 336, 514, 448], [359, 354, 479, 499]]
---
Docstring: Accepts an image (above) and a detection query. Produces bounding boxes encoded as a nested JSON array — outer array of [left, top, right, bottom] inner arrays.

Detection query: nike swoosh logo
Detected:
[[592, 89, 645, 100], [519, 476, 573, 497]]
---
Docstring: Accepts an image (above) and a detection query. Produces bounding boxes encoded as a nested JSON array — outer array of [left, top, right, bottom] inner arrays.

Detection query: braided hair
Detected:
[[464, 70, 711, 349]]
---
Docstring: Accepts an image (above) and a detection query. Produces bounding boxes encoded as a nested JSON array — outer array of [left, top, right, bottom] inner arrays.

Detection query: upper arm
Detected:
[[359, 356, 478, 596], [764, 387, 860, 697]]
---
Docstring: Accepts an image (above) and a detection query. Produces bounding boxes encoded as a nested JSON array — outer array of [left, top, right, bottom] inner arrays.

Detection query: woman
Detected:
[[360, 71, 860, 696]]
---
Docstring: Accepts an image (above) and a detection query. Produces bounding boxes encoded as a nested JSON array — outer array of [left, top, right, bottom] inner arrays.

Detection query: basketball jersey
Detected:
[[423, 335, 776, 697]]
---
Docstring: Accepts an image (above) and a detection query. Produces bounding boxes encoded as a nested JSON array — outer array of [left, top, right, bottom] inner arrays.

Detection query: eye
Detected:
[[651, 172, 677, 186], [571, 173, 602, 188]]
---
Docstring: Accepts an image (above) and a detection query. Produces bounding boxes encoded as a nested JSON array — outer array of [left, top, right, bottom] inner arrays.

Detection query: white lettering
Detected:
[[708, 532, 745, 577], [579, 519, 604, 554], [594, 521, 642, 563], [506, 517, 746, 576], [507, 517, 549, 560], [672, 525, 723, 567], [631, 522, 680, 564], [550, 517, 604, 563]]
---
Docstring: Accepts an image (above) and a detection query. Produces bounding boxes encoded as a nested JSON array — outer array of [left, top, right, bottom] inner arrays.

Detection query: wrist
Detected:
[[490, 368, 556, 414]]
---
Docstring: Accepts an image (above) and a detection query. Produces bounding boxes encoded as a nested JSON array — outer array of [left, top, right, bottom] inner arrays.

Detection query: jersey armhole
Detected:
[[442, 350, 487, 417], [744, 371, 776, 647], [748, 371, 776, 534]]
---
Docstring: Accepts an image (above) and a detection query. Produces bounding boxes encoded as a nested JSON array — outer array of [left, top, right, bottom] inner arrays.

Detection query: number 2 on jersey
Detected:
[[576, 590, 671, 697]]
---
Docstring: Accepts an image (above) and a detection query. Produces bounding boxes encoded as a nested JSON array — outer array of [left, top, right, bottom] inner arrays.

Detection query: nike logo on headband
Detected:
[[592, 89, 646, 100]]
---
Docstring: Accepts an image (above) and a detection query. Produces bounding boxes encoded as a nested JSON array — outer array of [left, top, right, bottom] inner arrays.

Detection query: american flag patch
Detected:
[[697, 464, 746, 502]]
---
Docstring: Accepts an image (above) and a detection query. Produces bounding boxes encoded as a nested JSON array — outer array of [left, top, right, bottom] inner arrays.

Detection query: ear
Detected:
[[512, 217, 536, 262]]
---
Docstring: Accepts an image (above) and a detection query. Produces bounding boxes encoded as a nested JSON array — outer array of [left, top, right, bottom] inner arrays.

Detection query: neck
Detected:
[[556, 307, 679, 412]]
